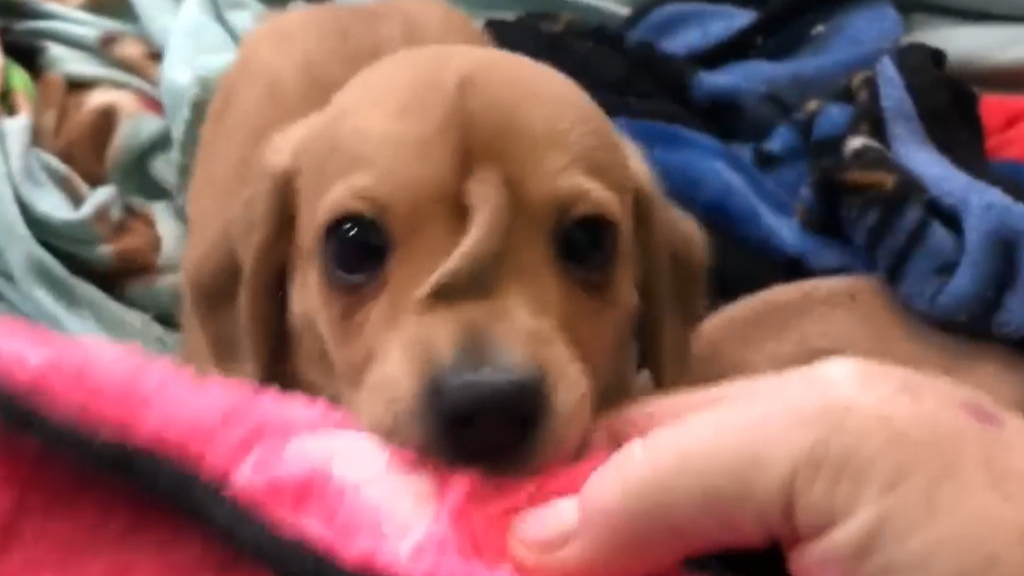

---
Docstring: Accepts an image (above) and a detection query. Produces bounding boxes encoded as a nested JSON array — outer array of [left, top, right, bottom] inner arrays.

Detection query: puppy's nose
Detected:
[[426, 364, 547, 469]]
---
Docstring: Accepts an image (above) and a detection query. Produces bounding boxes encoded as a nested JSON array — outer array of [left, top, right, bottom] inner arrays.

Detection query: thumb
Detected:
[[509, 400, 813, 576]]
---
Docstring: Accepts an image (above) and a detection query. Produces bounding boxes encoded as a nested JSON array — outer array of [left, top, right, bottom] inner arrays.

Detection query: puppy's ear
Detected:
[[180, 123, 303, 384], [622, 137, 709, 389]]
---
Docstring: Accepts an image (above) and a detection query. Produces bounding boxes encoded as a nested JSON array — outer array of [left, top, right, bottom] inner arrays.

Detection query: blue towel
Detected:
[[820, 57, 1024, 340], [613, 0, 901, 272], [611, 0, 903, 277], [614, 115, 864, 273], [626, 0, 904, 138], [613, 1, 1024, 342]]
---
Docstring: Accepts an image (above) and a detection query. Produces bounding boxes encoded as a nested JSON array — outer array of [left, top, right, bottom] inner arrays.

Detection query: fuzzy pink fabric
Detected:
[[0, 316, 624, 576]]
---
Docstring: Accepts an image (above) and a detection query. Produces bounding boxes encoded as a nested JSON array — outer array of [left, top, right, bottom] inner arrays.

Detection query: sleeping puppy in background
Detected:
[[685, 275, 1024, 412], [180, 0, 708, 473]]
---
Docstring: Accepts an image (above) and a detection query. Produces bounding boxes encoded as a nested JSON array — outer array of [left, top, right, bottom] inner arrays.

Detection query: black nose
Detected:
[[426, 364, 547, 469]]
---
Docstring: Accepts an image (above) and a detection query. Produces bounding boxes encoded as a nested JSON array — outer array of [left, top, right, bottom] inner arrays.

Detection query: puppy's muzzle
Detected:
[[425, 358, 548, 470]]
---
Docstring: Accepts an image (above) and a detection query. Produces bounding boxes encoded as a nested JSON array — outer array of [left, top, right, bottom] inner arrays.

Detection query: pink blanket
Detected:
[[0, 316, 779, 576]]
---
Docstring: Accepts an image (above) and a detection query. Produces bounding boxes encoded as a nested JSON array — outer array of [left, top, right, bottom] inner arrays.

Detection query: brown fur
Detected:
[[686, 275, 1024, 411], [180, 0, 708, 470]]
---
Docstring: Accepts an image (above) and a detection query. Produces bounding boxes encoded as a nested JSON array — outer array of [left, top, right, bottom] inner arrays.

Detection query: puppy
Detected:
[[686, 275, 1024, 411], [181, 1, 708, 472]]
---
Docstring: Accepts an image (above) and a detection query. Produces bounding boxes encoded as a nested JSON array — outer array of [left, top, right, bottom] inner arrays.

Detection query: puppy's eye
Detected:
[[555, 215, 617, 284], [323, 214, 390, 287]]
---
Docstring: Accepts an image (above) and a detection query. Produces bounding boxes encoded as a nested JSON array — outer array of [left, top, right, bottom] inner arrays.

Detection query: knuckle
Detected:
[[807, 356, 880, 398], [799, 356, 925, 420], [810, 355, 877, 381]]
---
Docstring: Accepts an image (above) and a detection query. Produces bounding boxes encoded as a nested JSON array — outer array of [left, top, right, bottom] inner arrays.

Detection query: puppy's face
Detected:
[[192, 45, 707, 473]]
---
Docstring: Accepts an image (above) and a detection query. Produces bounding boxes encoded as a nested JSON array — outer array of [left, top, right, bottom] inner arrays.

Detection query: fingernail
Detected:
[[511, 496, 580, 551]]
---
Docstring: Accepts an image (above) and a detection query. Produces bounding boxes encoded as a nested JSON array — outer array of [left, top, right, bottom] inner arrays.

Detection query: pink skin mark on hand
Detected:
[[959, 399, 1004, 429]]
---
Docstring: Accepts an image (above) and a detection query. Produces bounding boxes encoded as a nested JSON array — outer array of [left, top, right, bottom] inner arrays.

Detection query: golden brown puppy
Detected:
[[686, 275, 1024, 411], [181, 1, 708, 472]]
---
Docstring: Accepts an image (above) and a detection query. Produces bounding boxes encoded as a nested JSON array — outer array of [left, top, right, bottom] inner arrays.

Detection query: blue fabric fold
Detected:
[[626, 0, 904, 137], [859, 58, 1024, 339], [615, 0, 898, 275], [615, 113, 865, 273], [616, 0, 1024, 342]]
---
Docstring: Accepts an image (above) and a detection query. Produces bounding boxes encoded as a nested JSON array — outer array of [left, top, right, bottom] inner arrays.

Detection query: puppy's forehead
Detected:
[[303, 45, 633, 198]]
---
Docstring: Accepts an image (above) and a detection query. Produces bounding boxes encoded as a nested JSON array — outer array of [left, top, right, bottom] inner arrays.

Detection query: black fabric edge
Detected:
[[622, 0, 680, 28], [0, 385, 377, 576], [902, 4, 1024, 23], [623, 0, 867, 69]]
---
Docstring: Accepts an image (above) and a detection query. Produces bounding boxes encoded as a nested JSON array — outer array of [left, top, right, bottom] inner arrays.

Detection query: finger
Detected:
[[512, 399, 811, 576], [592, 369, 802, 448], [589, 385, 733, 450]]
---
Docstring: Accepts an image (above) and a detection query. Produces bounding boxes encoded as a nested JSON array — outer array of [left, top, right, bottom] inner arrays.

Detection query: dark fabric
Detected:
[[804, 43, 1024, 342], [484, 14, 706, 129], [888, 47, 1024, 203], [0, 25, 45, 77]]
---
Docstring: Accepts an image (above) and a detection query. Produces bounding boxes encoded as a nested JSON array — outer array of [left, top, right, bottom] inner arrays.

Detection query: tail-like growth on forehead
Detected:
[[417, 168, 511, 303]]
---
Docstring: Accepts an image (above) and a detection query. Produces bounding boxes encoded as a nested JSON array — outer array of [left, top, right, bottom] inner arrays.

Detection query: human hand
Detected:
[[507, 358, 1024, 576]]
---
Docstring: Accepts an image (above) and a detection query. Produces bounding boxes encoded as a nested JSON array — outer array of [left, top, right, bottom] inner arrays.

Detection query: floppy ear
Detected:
[[179, 126, 301, 385], [622, 137, 710, 389]]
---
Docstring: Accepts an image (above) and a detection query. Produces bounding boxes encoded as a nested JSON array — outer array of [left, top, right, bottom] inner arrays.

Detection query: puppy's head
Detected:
[[185, 45, 707, 472]]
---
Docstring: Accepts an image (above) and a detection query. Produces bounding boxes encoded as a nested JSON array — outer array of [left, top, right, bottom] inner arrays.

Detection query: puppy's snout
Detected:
[[426, 363, 547, 469]]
